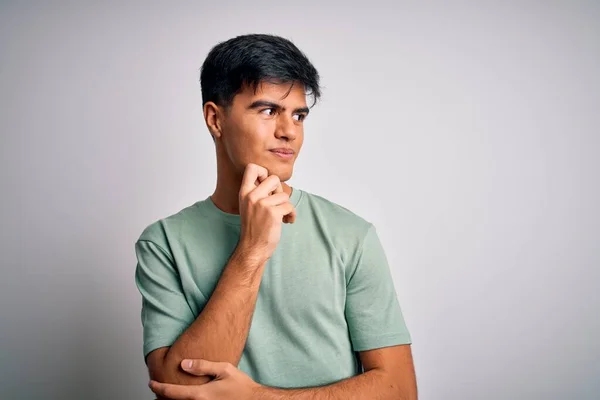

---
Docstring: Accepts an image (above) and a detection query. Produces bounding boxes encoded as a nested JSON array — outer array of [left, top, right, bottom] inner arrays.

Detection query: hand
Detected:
[[237, 163, 296, 264], [149, 359, 260, 400]]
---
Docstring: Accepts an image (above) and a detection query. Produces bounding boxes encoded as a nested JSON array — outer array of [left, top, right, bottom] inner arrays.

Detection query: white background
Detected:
[[1, 1, 598, 399]]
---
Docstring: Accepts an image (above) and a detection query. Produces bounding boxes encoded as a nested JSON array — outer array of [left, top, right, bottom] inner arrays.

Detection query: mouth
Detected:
[[269, 148, 295, 159]]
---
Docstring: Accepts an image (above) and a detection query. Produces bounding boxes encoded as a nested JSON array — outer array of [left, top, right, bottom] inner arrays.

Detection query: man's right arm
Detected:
[[146, 244, 266, 385], [143, 164, 295, 387]]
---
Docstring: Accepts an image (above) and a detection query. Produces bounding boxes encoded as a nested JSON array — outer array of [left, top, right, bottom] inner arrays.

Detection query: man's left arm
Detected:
[[255, 344, 417, 399], [256, 223, 418, 400]]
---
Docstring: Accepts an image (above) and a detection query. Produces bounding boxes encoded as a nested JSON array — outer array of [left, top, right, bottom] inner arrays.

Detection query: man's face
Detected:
[[218, 80, 309, 182]]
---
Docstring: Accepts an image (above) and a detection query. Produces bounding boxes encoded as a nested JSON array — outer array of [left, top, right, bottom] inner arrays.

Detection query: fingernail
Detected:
[[183, 359, 193, 369]]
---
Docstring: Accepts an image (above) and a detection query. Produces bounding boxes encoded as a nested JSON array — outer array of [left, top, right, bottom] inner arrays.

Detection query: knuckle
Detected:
[[247, 193, 258, 204]]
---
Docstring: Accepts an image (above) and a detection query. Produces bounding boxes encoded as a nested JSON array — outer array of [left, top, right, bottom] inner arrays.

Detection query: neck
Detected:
[[211, 154, 292, 215]]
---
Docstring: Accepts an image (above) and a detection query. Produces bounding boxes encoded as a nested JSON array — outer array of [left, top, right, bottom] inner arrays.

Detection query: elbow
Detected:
[[146, 347, 180, 383], [391, 384, 417, 400], [382, 371, 417, 400], [399, 390, 418, 400], [147, 349, 169, 383], [394, 381, 418, 400], [151, 349, 211, 385], [398, 384, 418, 400]]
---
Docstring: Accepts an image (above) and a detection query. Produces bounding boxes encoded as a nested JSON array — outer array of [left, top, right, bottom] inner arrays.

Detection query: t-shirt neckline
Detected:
[[201, 187, 302, 226]]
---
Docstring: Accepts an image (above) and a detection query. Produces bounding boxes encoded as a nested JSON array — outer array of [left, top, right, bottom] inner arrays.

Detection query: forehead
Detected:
[[234, 80, 308, 105]]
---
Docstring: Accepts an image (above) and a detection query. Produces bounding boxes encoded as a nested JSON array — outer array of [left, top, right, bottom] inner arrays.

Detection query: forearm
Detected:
[[160, 246, 265, 384], [254, 368, 414, 400]]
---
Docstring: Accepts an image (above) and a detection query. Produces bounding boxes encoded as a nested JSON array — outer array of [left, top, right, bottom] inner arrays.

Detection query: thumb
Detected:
[[180, 359, 229, 378]]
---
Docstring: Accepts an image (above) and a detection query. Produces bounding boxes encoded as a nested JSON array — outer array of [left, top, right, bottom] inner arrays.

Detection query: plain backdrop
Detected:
[[1, 1, 598, 399]]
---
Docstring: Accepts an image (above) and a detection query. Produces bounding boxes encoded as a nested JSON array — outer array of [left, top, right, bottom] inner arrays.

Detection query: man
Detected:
[[135, 33, 417, 399]]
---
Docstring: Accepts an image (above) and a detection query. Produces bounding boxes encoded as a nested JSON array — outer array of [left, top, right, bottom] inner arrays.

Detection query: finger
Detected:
[[281, 188, 295, 223], [258, 192, 290, 207], [149, 380, 199, 400], [273, 181, 284, 194], [265, 192, 294, 223], [274, 202, 295, 220], [240, 163, 268, 197], [258, 192, 295, 224], [283, 207, 297, 224], [181, 359, 230, 378], [250, 175, 282, 199]]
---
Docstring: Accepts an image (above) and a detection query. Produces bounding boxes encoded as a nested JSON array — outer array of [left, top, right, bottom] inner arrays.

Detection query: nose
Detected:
[[274, 114, 297, 141]]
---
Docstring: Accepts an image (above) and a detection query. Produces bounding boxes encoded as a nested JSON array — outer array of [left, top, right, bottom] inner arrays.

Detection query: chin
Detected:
[[266, 163, 293, 182]]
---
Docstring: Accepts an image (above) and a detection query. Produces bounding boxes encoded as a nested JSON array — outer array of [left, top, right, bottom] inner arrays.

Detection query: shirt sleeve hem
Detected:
[[351, 332, 412, 352], [143, 337, 178, 361]]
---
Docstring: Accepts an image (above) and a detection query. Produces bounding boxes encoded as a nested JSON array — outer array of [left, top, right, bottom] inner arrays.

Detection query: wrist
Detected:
[[234, 241, 269, 269], [251, 383, 272, 400]]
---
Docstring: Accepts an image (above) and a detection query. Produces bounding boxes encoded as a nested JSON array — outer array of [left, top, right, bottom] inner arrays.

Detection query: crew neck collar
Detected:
[[200, 187, 302, 226]]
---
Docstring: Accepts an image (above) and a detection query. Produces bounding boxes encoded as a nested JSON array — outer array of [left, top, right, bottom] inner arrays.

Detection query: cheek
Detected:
[[225, 119, 272, 161], [247, 118, 274, 138], [238, 118, 272, 147]]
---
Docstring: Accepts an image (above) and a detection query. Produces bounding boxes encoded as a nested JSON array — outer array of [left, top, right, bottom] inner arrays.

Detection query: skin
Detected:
[[207, 80, 309, 214], [145, 80, 418, 399]]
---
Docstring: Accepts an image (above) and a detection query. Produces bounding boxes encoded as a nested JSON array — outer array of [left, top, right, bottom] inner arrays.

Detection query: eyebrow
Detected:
[[247, 100, 310, 115]]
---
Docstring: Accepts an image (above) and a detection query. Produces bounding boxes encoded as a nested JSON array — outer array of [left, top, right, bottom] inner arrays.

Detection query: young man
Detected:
[[135, 34, 417, 399]]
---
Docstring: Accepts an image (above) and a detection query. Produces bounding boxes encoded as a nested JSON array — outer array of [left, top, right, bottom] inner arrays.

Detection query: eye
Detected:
[[260, 108, 276, 116], [293, 113, 307, 122]]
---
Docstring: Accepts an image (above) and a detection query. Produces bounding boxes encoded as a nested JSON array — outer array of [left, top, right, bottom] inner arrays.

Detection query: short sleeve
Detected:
[[345, 225, 412, 351], [134, 239, 195, 360]]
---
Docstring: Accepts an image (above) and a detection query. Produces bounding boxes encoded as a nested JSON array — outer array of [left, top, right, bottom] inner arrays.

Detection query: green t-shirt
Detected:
[[135, 188, 411, 388]]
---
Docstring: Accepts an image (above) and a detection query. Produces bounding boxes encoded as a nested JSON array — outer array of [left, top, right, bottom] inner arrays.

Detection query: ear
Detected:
[[203, 101, 224, 140]]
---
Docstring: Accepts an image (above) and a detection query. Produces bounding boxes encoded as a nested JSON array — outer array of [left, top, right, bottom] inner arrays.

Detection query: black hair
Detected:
[[200, 34, 321, 109]]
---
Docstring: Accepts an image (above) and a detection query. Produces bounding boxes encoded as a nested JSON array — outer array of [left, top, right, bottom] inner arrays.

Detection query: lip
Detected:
[[269, 148, 295, 159]]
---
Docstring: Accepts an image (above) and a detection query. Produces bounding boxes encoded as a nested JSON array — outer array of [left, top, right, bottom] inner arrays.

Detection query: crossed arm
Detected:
[[252, 345, 417, 399], [143, 245, 417, 399]]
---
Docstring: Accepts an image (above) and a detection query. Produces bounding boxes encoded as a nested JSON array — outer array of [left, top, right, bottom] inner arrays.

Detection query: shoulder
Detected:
[[137, 200, 204, 247], [299, 189, 373, 240]]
